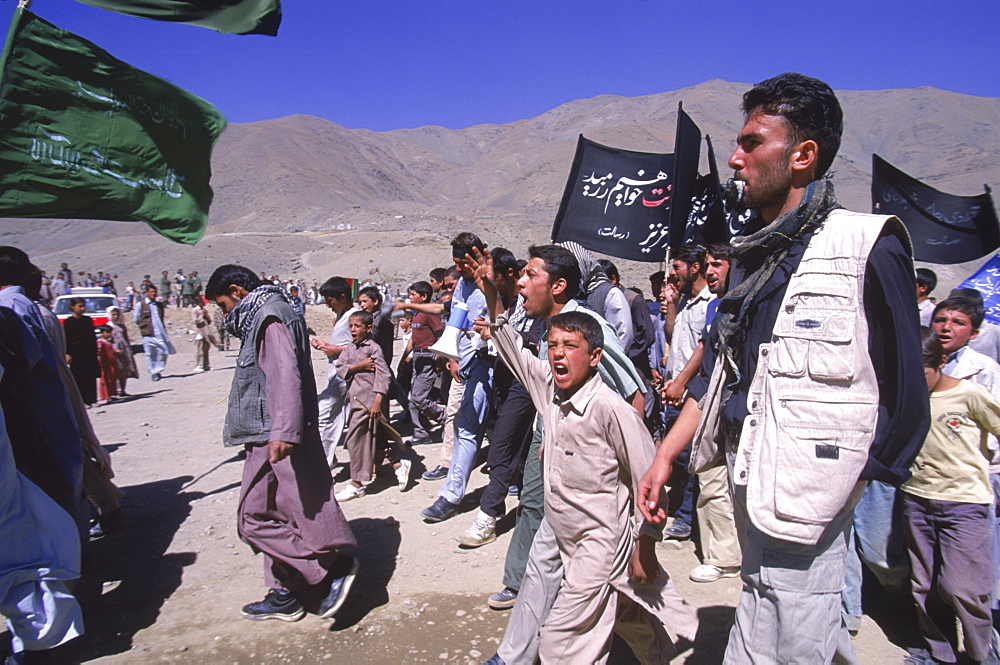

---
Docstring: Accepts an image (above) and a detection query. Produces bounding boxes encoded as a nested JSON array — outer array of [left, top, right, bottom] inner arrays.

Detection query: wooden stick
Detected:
[[353, 395, 405, 451]]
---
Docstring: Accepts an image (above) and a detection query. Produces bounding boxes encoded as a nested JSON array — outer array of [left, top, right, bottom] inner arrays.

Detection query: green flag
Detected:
[[74, 0, 281, 36], [0, 9, 226, 245]]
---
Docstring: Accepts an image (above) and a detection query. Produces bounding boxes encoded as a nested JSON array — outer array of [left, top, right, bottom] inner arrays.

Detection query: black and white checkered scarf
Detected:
[[224, 285, 289, 341]]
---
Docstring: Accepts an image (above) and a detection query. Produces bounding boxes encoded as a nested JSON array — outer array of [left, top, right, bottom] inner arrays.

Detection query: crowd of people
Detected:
[[4, 72, 1000, 664]]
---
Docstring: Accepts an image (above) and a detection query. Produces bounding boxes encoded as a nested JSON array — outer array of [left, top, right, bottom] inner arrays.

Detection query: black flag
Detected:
[[551, 136, 675, 262], [872, 154, 1000, 264], [551, 104, 701, 263], [668, 103, 702, 249], [681, 135, 730, 246]]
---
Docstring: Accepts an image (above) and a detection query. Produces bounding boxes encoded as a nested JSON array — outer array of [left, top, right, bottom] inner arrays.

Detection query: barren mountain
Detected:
[[3, 79, 999, 292]]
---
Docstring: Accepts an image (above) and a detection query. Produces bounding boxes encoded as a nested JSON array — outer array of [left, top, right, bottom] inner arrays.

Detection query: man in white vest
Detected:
[[637, 73, 930, 664]]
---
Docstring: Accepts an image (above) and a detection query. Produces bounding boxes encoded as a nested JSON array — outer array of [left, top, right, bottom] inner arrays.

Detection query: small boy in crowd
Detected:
[[902, 328, 1000, 665], [335, 310, 397, 500], [475, 250, 696, 663], [396, 311, 414, 397], [916, 268, 938, 327], [403, 281, 445, 445], [95, 324, 119, 403]]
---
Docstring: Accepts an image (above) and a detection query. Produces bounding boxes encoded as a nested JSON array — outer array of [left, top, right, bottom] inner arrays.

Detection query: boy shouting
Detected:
[[472, 250, 696, 663]]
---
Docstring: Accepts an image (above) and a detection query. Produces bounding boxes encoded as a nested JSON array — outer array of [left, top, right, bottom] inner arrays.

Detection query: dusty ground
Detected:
[[4, 305, 918, 664]]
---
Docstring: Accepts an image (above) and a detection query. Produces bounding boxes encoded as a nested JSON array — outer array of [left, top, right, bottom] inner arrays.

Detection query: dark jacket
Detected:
[[223, 296, 319, 447]]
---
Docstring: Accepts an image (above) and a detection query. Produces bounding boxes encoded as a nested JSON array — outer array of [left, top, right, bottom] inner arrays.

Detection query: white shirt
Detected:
[[665, 285, 714, 380]]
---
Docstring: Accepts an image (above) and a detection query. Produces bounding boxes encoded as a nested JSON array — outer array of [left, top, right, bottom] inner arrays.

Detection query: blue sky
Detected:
[[2, 0, 998, 131]]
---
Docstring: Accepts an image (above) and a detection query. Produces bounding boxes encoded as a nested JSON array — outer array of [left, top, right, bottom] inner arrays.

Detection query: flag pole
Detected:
[[0, 3, 29, 88]]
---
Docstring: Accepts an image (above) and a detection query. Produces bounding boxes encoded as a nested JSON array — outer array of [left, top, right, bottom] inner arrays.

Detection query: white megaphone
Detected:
[[429, 301, 469, 361]]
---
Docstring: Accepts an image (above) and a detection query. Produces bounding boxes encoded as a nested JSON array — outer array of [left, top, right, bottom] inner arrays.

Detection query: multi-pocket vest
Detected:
[[692, 209, 910, 545]]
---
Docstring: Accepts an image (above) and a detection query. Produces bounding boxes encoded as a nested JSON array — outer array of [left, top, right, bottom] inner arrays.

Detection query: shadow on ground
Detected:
[[68, 475, 207, 661], [329, 516, 402, 630]]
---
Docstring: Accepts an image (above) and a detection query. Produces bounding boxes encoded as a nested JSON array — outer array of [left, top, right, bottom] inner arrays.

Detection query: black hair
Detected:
[[24, 264, 42, 300], [319, 276, 351, 301], [596, 259, 620, 282], [933, 296, 984, 330], [949, 287, 981, 304], [706, 242, 733, 263], [289, 285, 299, 293], [450, 231, 486, 257], [516, 259, 527, 273], [429, 267, 447, 284], [547, 311, 604, 353], [528, 245, 581, 299], [915, 268, 937, 293], [742, 73, 843, 178], [69, 297, 86, 308], [408, 280, 433, 300], [359, 285, 383, 304], [445, 267, 462, 281], [649, 270, 665, 284], [97, 324, 113, 334], [921, 326, 946, 370], [670, 245, 707, 273], [491, 247, 519, 279], [205, 264, 263, 300], [0, 246, 30, 287], [349, 310, 373, 327]]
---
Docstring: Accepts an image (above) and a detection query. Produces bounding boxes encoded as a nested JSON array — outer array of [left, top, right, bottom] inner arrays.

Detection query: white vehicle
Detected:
[[53, 288, 118, 326]]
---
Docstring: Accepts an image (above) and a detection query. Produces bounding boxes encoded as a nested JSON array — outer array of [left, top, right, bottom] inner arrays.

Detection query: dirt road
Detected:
[[6, 306, 913, 663]]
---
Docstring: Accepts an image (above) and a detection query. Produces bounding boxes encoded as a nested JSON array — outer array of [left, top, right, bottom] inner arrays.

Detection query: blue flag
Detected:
[[959, 253, 1000, 325]]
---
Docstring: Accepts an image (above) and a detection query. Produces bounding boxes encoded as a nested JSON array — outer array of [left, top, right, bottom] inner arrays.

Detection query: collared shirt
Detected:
[[451, 277, 488, 370], [336, 337, 390, 399], [918, 298, 935, 327], [546, 299, 642, 400], [665, 285, 713, 380], [327, 306, 360, 381]]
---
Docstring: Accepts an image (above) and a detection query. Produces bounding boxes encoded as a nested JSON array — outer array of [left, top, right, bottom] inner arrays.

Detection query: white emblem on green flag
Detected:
[[0, 9, 227, 245]]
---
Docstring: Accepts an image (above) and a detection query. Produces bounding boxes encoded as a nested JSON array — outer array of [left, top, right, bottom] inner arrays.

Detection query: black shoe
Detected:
[[410, 436, 433, 446], [488, 587, 518, 610], [150, 373, 161, 382], [240, 589, 305, 622], [317, 554, 360, 619], [421, 497, 459, 523], [421, 465, 448, 481], [99, 507, 126, 533]]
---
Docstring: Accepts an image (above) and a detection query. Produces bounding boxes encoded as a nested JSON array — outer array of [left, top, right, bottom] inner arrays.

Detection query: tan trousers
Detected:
[[696, 464, 742, 568], [439, 379, 464, 468], [344, 405, 377, 484]]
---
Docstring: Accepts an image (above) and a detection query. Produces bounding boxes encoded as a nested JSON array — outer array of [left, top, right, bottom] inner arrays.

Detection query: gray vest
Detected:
[[223, 296, 319, 447]]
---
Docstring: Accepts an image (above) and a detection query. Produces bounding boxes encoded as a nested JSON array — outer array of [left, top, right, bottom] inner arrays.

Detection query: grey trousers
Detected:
[[724, 482, 862, 665], [502, 422, 545, 591]]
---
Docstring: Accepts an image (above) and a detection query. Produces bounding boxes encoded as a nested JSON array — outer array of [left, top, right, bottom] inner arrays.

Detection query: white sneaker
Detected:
[[395, 459, 412, 491], [193, 366, 206, 372], [458, 512, 497, 548], [335, 484, 365, 502], [689, 563, 740, 583]]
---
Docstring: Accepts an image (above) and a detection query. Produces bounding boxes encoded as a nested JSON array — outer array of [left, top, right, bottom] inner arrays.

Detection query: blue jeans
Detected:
[[841, 480, 910, 625], [437, 357, 493, 505]]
